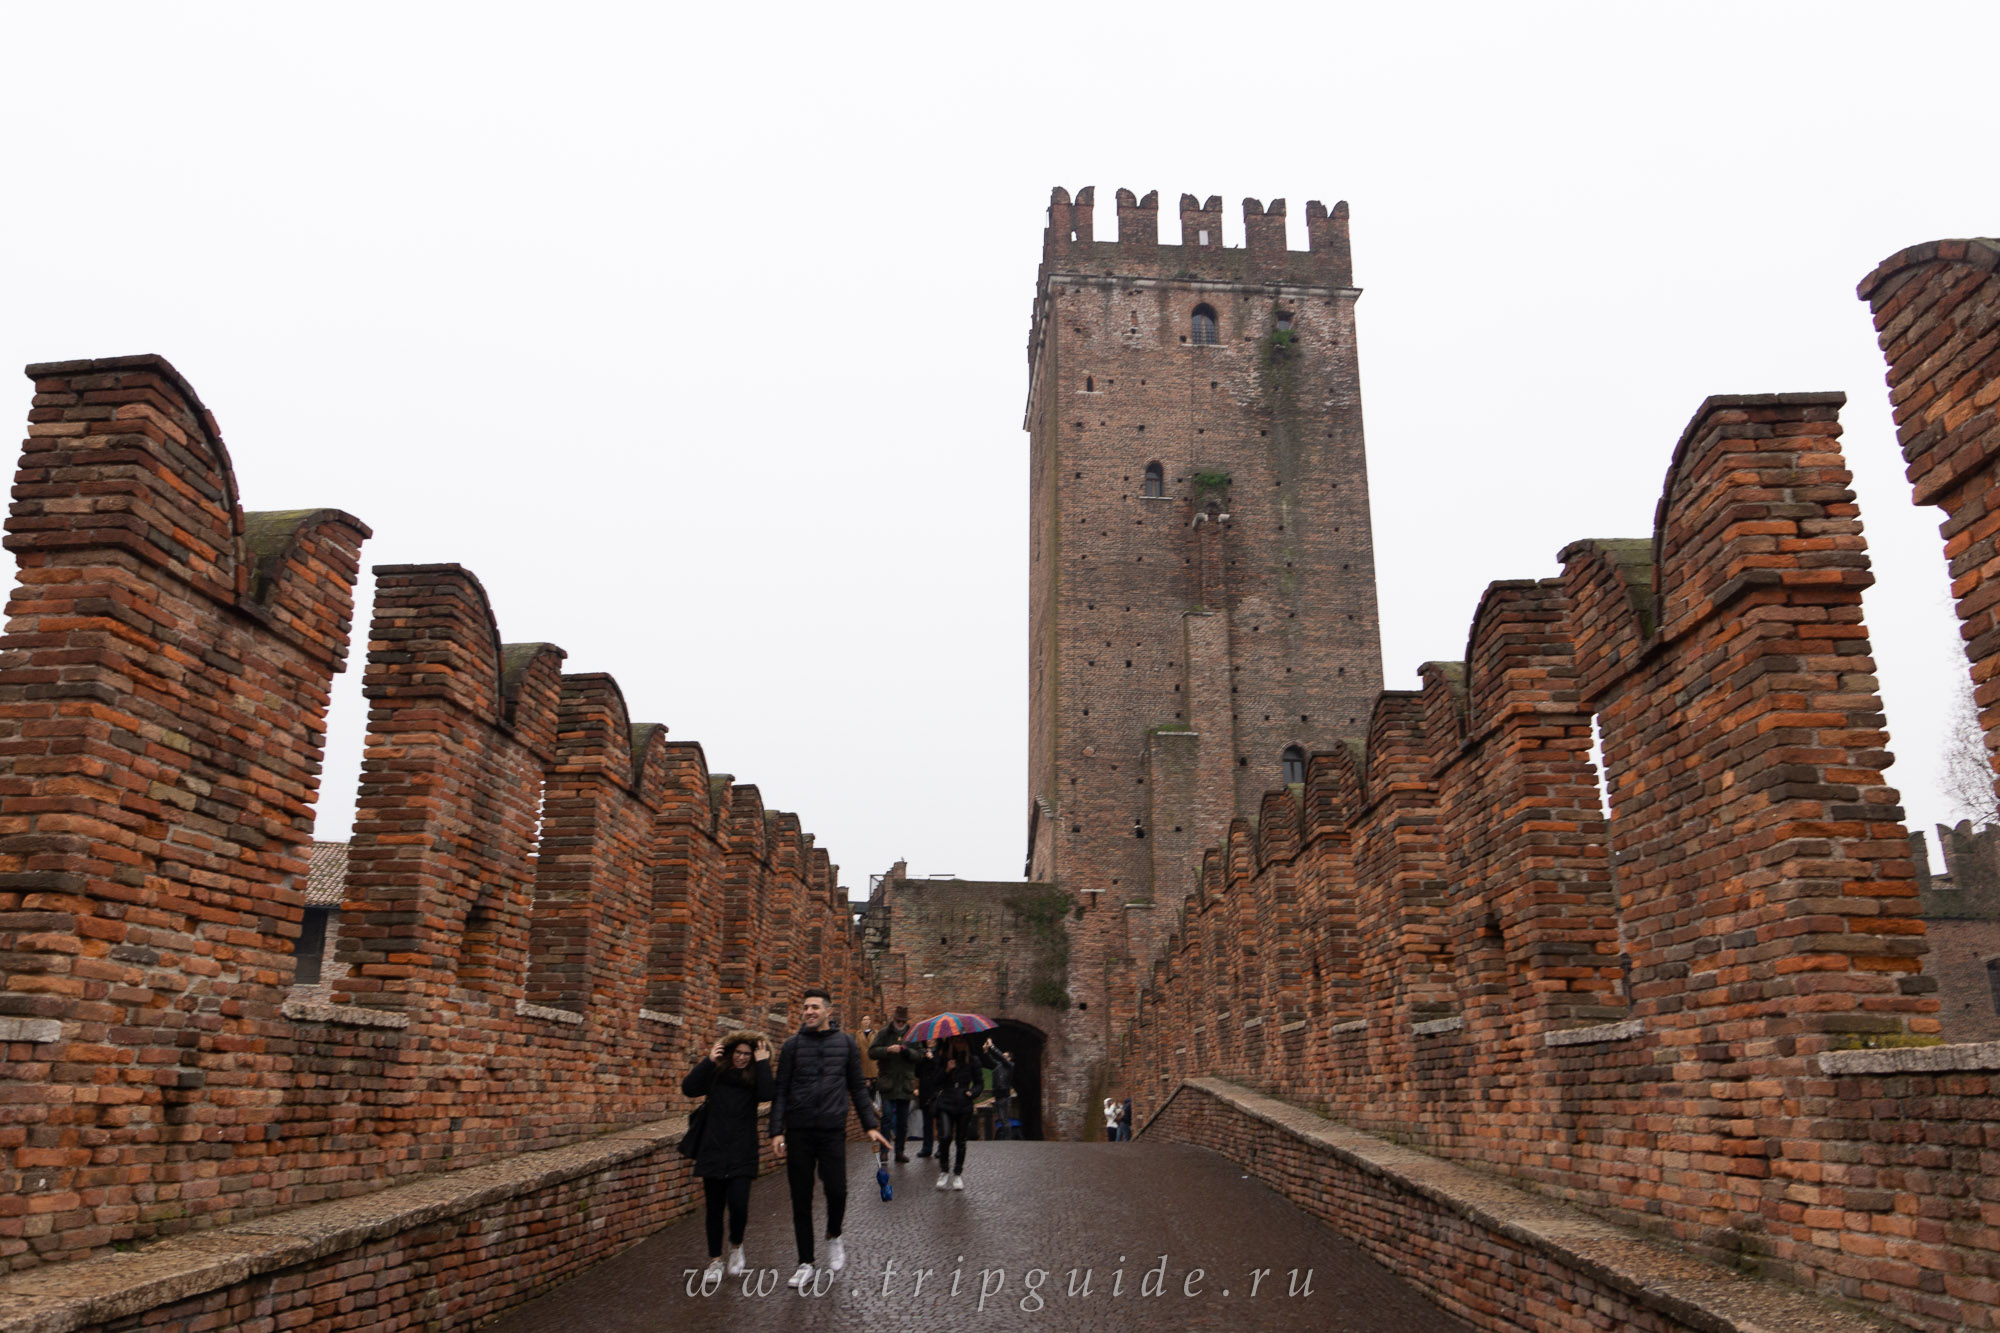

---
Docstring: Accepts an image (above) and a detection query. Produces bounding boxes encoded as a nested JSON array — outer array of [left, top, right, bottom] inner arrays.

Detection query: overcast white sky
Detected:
[[2, 4, 1994, 891]]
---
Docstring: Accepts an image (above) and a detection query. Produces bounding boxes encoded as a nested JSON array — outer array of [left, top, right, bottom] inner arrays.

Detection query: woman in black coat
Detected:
[[931, 1036, 995, 1191], [683, 1030, 775, 1281]]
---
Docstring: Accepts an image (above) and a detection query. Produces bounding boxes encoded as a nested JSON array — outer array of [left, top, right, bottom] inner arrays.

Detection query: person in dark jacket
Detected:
[[930, 1036, 994, 1191], [987, 1040, 1017, 1139], [912, 1041, 943, 1159], [769, 988, 890, 1290], [868, 1006, 920, 1164], [681, 1031, 774, 1283]]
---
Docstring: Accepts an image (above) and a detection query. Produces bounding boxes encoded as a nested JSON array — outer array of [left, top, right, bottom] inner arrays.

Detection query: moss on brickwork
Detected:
[[1189, 469, 1232, 509], [1005, 887, 1073, 1010], [1258, 327, 1300, 411], [1828, 1032, 1945, 1050]]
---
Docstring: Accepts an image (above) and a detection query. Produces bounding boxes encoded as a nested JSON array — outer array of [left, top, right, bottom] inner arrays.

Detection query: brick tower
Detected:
[[1024, 186, 1384, 1131]]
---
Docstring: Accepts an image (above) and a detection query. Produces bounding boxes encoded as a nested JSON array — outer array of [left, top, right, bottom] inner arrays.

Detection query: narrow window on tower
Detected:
[[1281, 745, 1306, 786], [1191, 304, 1219, 346], [1142, 462, 1164, 498], [1086, 375, 1095, 392]]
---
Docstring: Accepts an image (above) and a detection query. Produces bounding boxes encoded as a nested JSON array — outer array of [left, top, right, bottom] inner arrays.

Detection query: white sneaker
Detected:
[[826, 1236, 846, 1271], [787, 1262, 815, 1289], [935, 1171, 950, 1190], [703, 1258, 724, 1284], [950, 1172, 964, 1191], [726, 1246, 745, 1276]]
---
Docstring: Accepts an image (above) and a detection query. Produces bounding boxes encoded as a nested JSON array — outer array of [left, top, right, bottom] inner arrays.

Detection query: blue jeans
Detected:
[[881, 1098, 910, 1155]]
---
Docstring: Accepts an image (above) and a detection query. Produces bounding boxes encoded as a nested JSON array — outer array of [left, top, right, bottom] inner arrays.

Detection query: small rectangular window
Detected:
[[295, 907, 332, 984]]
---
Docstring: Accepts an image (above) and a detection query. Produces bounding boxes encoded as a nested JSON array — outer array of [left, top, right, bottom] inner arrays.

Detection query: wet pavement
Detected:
[[480, 1139, 1464, 1332]]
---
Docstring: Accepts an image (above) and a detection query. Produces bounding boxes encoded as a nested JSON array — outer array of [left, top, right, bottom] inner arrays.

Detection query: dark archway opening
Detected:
[[985, 1018, 1048, 1139]]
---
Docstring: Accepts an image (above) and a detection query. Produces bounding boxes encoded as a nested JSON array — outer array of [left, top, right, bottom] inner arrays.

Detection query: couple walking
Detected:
[[689, 988, 989, 1291]]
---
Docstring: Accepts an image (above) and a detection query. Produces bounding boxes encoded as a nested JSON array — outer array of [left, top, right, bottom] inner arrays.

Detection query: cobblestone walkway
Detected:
[[481, 1139, 1463, 1332]]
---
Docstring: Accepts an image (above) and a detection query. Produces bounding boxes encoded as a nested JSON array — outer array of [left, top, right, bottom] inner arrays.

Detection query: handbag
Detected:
[[677, 1103, 708, 1159]]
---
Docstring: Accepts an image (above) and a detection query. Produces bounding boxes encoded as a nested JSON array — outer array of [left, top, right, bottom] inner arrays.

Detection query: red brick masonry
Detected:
[[0, 1113, 713, 1333], [1144, 1079, 1890, 1333], [16, 219, 2000, 1331], [1114, 302, 2000, 1329], [0, 357, 881, 1286]]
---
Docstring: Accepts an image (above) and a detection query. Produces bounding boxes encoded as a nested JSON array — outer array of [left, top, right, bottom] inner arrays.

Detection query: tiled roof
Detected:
[[306, 841, 349, 908]]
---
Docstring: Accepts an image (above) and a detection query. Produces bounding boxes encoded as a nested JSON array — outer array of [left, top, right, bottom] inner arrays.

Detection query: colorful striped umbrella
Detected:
[[904, 1011, 997, 1043]]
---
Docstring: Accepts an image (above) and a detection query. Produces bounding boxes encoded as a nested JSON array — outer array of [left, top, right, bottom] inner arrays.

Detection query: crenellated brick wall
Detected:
[[1860, 239, 2000, 782], [0, 356, 881, 1278], [1111, 382, 2000, 1330]]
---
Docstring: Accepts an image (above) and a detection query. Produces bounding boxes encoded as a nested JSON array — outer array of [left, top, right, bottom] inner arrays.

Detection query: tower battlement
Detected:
[[1039, 185, 1352, 287], [1030, 186, 1354, 383]]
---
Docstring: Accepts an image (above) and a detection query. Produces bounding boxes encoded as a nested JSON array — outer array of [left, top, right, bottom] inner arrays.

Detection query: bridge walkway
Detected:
[[481, 1137, 1462, 1332]]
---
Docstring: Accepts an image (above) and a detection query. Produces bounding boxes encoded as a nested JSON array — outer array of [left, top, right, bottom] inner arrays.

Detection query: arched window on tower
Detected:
[[1142, 462, 1164, 498], [1281, 745, 1305, 785], [1191, 304, 1219, 345]]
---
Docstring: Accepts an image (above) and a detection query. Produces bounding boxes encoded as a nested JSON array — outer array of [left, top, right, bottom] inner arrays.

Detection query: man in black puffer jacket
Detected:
[[770, 988, 890, 1289]]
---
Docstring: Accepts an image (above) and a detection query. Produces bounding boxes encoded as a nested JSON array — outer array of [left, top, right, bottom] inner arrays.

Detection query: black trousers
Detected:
[[702, 1175, 752, 1257], [935, 1109, 971, 1174], [784, 1126, 847, 1263]]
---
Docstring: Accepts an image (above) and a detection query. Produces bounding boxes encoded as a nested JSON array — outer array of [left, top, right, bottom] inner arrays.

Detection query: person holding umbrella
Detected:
[[929, 1035, 994, 1189], [902, 1011, 999, 1191]]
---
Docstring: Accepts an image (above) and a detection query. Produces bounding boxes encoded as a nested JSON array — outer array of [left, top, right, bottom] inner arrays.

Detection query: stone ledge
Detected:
[[1545, 1018, 1644, 1047], [1819, 1037, 2000, 1075], [1329, 1019, 1366, 1036], [0, 1017, 61, 1043], [1158, 1079, 1890, 1333], [1411, 1016, 1463, 1037], [279, 999, 409, 1030], [638, 1009, 683, 1026], [514, 999, 585, 1026], [0, 1115, 691, 1333]]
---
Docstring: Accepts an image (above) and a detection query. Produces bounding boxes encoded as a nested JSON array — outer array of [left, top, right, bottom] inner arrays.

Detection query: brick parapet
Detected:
[[1119, 387, 1959, 1327], [0, 361, 875, 1275], [0, 1112, 716, 1333], [1143, 1079, 1892, 1333], [1860, 239, 2000, 802]]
